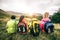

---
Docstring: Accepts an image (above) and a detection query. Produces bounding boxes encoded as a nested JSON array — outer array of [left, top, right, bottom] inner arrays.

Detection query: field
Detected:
[[0, 11, 60, 40]]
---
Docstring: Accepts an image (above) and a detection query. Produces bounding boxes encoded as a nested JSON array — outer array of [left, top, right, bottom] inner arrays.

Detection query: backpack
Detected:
[[30, 19, 40, 36], [6, 20, 17, 34], [18, 22, 27, 34], [44, 22, 54, 34]]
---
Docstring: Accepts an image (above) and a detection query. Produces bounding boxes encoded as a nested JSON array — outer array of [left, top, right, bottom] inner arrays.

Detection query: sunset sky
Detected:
[[0, 0, 60, 15]]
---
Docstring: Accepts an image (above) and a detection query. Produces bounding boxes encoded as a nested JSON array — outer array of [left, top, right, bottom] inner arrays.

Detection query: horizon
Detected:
[[0, 0, 60, 15]]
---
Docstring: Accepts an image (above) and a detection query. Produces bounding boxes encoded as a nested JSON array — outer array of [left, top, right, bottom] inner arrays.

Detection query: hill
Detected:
[[6, 11, 23, 16], [0, 9, 10, 18]]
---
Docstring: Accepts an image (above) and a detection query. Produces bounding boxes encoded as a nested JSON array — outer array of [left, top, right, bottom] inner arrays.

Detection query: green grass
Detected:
[[0, 18, 60, 40], [0, 11, 60, 40]]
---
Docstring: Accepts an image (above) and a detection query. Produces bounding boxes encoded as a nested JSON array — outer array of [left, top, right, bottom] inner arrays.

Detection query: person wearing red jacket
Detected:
[[18, 15, 27, 34]]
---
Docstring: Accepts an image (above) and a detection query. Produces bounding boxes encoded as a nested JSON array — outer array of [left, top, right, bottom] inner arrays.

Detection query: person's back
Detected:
[[6, 15, 17, 34], [18, 16, 27, 34], [40, 12, 51, 32], [18, 16, 27, 27], [42, 18, 51, 22]]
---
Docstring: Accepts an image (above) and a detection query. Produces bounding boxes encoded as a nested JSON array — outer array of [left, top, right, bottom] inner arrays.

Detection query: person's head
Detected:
[[32, 14, 36, 18], [43, 12, 49, 18], [11, 15, 16, 19], [19, 15, 24, 22]]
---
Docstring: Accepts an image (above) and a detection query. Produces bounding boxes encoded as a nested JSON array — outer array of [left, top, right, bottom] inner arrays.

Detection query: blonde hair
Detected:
[[43, 12, 49, 18]]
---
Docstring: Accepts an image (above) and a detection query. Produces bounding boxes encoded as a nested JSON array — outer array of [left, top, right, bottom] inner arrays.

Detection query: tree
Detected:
[[51, 12, 60, 23]]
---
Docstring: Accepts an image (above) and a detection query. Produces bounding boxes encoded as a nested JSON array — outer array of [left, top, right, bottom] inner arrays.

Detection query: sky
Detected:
[[0, 0, 60, 15]]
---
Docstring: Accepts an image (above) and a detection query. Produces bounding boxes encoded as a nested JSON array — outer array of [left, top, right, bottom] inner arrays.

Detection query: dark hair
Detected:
[[19, 15, 24, 22], [11, 15, 16, 19]]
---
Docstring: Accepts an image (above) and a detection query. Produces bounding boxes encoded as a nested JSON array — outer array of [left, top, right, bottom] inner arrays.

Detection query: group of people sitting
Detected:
[[6, 12, 54, 36]]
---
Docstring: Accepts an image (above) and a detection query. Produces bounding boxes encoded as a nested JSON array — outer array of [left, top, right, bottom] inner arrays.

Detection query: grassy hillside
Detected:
[[0, 9, 60, 40], [0, 9, 10, 19], [0, 9, 10, 40]]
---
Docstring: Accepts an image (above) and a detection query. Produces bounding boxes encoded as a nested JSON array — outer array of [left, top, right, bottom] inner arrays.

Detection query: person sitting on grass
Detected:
[[40, 12, 51, 32], [6, 15, 17, 34], [18, 15, 27, 34]]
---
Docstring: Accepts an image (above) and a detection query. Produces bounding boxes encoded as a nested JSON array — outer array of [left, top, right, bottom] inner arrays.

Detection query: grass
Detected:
[[0, 18, 60, 40], [0, 12, 60, 40]]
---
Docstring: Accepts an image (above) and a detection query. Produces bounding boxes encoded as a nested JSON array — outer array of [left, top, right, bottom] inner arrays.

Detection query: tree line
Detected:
[[50, 12, 60, 23]]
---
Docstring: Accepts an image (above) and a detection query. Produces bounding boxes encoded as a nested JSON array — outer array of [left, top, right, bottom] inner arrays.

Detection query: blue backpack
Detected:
[[44, 21, 54, 34]]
